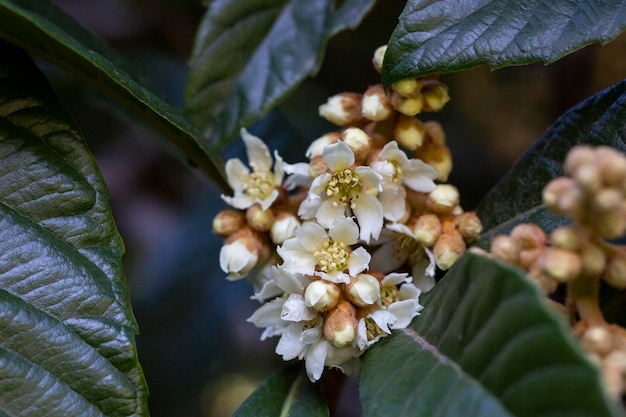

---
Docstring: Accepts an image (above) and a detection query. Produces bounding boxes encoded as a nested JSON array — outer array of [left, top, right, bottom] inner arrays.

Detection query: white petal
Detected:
[[316, 270, 351, 284], [272, 150, 286, 185], [224, 158, 249, 192], [247, 298, 286, 328], [348, 247, 371, 277], [305, 340, 329, 382], [294, 222, 328, 252], [260, 326, 285, 340], [276, 323, 307, 361], [284, 162, 312, 190], [369, 160, 395, 183], [329, 217, 359, 245], [378, 186, 407, 222], [298, 193, 322, 220], [381, 272, 411, 286], [241, 128, 272, 171], [353, 194, 384, 242], [259, 189, 279, 211], [355, 166, 383, 191], [281, 294, 317, 322], [323, 141, 354, 171], [386, 222, 414, 238], [250, 279, 282, 302], [219, 241, 258, 280], [277, 238, 318, 274], [300, 320, 323, 344], [272, 266, 307, 294], [370, 309, 395, 334], [410, 256, 436, 293], [402, 159, 438, 192], [315, 199, 346, 229], [388, 299, 421, 329], [379, 141, 408, 165], [399, 281, 422, 302], [221, 193, 255, 210]]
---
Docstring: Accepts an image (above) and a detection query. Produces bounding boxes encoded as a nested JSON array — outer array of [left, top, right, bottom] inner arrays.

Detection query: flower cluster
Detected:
[[483, 145, 626, 398], [214, 46, 482, 381]]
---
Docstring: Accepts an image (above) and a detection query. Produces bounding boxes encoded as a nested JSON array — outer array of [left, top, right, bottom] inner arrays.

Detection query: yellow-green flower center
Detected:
[[391, 162, 403, 185], [243, 166, 274, 200], [392, 233, 423, 265], [365, 316, 387, 340], [380, 285, 400, 307], [314, 241, 349, 273], [326, 168, 360, 209]]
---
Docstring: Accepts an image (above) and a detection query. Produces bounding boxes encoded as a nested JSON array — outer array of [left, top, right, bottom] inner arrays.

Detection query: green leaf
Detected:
[[233, 365, 329, 417], [185, 0, 377, 149], [476, 78, 626, 232], [383, 0, 626, 85], [360, 252, 622, 417], [0, 43, 148, 416], [0, 0, 228, 191]]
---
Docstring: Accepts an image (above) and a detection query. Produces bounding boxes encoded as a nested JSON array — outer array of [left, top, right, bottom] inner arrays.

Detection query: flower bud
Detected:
[[305, 280, 341, 312], [246, 204, 274, 232], [346, 274, 381, 307], [593, 210, 626, 240], [421, 80, 450, 112], [433, 230, 466, 270], [510, 223, 546, 250], [318, 93, 363, 126], [391, 92, 423, 116], [573, 163, 602, 193], [490, 235, 521, 265], [324, 301, 357, 348], [423, 121, 446, 146], [455, 212, 483, 243], [579, 243, 606, 277], [372, 45, 387, 73], [549, 226, 579, 251], [392, 78, 422, 98], [393, 114, 424, 150], [581, 326, 613, 356], [270, 211, 301, 244], [309, 155, 329, 178], [413, 214, 442, 247], [596, 146, 626, 186], [213, 209, 245, 237], [593, 188, 623, 213], [427, 184, 460, 214], [536, 247, 581, 282], [604, 255, 626, 289], [362, 85, 394, 121], [414, 144, 452, 182], [219, 228, 263, 280], [341, 127, 371, 164], [528, 265, 559, 294], [306, 132, 339, 159], [543, 177, 584, 219], [564, 145, 595, 175]]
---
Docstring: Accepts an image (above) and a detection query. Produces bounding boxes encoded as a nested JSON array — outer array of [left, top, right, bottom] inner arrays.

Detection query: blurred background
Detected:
[[40, 1, 626, 416]]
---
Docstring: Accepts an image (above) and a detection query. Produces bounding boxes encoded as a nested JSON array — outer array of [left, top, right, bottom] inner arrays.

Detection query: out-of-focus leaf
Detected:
[[476, 78, 626, 231], [360, 252, 622, 417], [185, 0, 377, 149], [233, 365, 328, 417], [383, 0, 626, 85], [0, 0, 228, 191], [0, 43, 148, 416]]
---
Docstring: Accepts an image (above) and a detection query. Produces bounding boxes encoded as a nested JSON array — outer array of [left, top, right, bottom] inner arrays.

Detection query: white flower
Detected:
[[277, 218, 371, 284], [370, 141, 438, 222], [298, 141, 384, 242], [222, 128, 285, 211], [219, 239, 258, 281], [250, 265, 310, 302]]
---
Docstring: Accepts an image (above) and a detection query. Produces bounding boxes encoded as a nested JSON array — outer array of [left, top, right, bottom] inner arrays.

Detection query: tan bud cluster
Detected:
[[341, 127, 371, 164], [324, 301, 357, 348], [394, 114, 424, 150], [413, 121, 453, 182], [213, 209, 246, 237], [318, 93, 364, 126], [421, 80, 450, 112], [361, 85, 394, 121]]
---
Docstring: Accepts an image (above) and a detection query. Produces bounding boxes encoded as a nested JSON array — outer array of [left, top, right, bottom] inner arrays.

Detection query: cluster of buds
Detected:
[[484, 145, 626, 398], [213, 45, 482, 382]]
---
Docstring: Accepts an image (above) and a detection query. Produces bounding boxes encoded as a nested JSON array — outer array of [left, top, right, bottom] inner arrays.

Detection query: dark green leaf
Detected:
[[0, 0, 228, 191], [383, 0, 626, 85], [476, 78, 626, 231], [361, 252, 622, 417], [233, 365, 329, 417], [185, 0, 377, 149], [0, 43, 148, 416]]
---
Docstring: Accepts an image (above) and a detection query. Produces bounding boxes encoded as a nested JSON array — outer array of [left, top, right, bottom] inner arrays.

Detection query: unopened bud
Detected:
[[581, 326, 613, 356], [213, 209, 245, 237], [604, 255, 626, 289], [593, 210, 626, 240], [579, 243, 606, 277], [414, 144, 452, 182], [528, 265, 559, 294], [305, 280, 341, 312], [306, 132, 339, 159], [519, 248, 542, 269], [413, 214, 442, 246], [573, 163, 602, 193], [393, 114, 424, 150], [510, 223, 546, 250], [372, 45, 387, 73], [427, 184, 460, 214], [246, 204, 274, 232], [392, 78, 422, 98], [490, 235, 521, 265], [543, 177, 584, 219], [596, 146, 626, 186], [433, 231, 466, 270], [324, 301, 357, 348], [564, 145, 595, 175], [219, 228, 263, 280], [423, 121, 446, 146], [362, 85, 393, 121], [549, 226, 579, 251], [319, 93, 363, 126], [341, 127, 371, 164], [391, 92, 423, 116], [270, 211, 301, 244], [309, 155, 329, 178], [537, 247, 581, 282], [455, 212, 482, 243], [421, 80, 450, 112], [346, 274, 381, 307]]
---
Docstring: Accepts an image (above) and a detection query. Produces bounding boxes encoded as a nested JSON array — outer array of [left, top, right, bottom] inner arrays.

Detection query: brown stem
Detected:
[[568, 273, 607, 327]]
